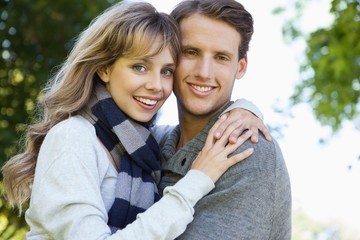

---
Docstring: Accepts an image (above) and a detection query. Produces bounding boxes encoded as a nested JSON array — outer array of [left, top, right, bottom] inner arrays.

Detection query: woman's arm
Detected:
[[214, 99, 271, 143], [26, 117, 252, 240]]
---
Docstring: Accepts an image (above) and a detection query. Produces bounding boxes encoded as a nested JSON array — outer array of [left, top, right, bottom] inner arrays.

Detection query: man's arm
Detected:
[[177, 136, 291, 240]]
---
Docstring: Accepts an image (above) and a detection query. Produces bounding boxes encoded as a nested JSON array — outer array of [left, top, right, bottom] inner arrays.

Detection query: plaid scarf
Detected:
[[81, 82, 161, 232]]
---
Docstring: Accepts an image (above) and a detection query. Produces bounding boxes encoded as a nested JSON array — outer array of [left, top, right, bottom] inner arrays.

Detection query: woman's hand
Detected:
[[191, 117, 254, 183], [214, 108, 271, 144]]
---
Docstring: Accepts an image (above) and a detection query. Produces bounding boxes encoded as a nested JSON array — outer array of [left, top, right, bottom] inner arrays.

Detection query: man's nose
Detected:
[[195, 57, 214, 80]]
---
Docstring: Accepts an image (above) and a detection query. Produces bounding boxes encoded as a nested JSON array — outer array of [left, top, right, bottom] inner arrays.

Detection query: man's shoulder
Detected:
[[252, 134, 282, 160], [213, 133, 290, 201], [229, 134, 286, 174]]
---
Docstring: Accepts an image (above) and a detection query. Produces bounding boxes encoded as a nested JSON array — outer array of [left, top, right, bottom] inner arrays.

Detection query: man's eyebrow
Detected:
[[215, 50, 234, 58], [181, 45, 235, 59]]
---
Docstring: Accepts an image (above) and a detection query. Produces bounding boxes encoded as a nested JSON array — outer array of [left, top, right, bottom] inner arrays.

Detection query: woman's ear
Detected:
[[97, 67, 110, 83]]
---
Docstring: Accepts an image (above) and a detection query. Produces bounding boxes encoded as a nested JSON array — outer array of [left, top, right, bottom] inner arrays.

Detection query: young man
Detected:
[[155, 0, 292, 239]]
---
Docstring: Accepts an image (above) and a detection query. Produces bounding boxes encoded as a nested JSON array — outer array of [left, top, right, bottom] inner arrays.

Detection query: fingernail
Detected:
[[214, 131, 220, 138], [230, 136, 237, 143], [219, 114, 227, 120]]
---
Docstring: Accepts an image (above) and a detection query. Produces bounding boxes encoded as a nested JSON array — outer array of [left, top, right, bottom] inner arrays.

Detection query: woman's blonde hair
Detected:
[[1, 1, 181, 212]]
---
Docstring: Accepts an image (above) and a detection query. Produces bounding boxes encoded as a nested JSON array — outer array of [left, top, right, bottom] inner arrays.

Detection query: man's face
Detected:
[[174, 13, 247, 121]]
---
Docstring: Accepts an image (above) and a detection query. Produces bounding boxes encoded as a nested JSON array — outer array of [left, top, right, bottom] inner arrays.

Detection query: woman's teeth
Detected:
[[135, 97, 157, 105]]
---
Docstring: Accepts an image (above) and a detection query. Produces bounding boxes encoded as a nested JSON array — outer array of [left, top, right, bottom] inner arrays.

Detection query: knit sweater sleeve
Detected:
[[114, 170, 214, 239], [25, 117, 214, 240], [222, 98, 264, 120]]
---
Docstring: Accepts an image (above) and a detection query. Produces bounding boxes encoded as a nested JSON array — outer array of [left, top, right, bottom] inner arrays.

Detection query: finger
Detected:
[[225, 147, 254, 167], [204, 115, 227, 149], [259, 124, 272, 141], [228, 128, 245, 144], [222, 130, 252, 155], [249, 126, 259, 143], [213, 113, 234, 139], [235, 129, 253, 145], [215, 108, 251, 140], [214, 120, 243, 147]]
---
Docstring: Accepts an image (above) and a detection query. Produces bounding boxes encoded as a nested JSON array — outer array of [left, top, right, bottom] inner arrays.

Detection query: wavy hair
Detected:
[[1, 1, 181, 212], [171, 0, 253, 60]]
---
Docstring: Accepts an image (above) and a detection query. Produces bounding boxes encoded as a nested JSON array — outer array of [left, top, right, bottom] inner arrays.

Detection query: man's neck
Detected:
[[175, 101, 233, 150], [176, 112, 216, 150]]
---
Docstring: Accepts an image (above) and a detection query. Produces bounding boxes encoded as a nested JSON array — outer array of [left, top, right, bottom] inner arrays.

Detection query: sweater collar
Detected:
[[160, 102, 232, 176]]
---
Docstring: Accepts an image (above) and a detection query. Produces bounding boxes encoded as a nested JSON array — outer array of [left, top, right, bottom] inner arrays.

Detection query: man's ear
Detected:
[[97, 67, 110, 83], [235, 55, 248, 80]]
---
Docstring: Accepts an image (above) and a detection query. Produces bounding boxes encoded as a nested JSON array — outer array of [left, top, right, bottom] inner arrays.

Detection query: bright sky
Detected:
[[142, 0, 360, 236]]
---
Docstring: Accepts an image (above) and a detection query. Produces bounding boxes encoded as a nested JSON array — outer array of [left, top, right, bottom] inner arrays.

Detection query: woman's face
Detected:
[[98, 40, 175, 123]]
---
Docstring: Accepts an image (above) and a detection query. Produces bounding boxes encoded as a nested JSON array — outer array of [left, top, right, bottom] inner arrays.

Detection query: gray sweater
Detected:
[[153, 112, 292, 240]]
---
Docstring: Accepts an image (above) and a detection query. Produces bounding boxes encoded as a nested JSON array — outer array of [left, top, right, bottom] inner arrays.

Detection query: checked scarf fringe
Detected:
[[81, 81, 161, 232]]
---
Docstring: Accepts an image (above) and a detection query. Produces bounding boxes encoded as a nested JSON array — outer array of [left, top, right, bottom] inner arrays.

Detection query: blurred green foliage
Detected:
[[276, 0, 360, 131], [1, 0, 117, 238], [1, 0, 359, 238], [0, 0, 116, 168], [0, 183, 27, 239]]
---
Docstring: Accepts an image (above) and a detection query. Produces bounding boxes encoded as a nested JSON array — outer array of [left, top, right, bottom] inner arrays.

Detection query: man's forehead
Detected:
[[179, 14, 240, 39], [179, 14, 240, 56]]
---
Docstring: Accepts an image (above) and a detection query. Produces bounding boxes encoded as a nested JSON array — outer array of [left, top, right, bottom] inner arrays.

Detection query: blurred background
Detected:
[[1, 0, 359, 239]]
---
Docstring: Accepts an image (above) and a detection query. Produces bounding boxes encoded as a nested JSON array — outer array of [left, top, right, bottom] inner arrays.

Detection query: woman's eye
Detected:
[[184, 49, 197, 56], [161, 68, 174, 77], [133, 65, 146, 72]]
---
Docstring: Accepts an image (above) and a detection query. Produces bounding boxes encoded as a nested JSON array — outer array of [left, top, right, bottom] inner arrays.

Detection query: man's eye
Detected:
[[133, 65, 146, 72], [217, 55, 230, 61]]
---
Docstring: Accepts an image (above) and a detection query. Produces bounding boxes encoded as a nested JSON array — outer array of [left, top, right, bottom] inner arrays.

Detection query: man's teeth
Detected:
[[135, 97, 157, 105], [191, 84, 212, 92]]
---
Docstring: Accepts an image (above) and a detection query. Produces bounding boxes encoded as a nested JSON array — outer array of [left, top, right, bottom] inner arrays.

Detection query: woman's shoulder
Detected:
[[41, 115, 101, 159], [37, 115, 113, 180], [49, 115, 95, 137]]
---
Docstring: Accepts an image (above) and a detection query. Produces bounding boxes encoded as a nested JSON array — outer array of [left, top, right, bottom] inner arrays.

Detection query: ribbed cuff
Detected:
[[163, 169, 215, 207]]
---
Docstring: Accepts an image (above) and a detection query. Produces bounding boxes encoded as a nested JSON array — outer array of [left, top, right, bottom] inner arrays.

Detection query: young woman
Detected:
[[2, 1, 260, 239]]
